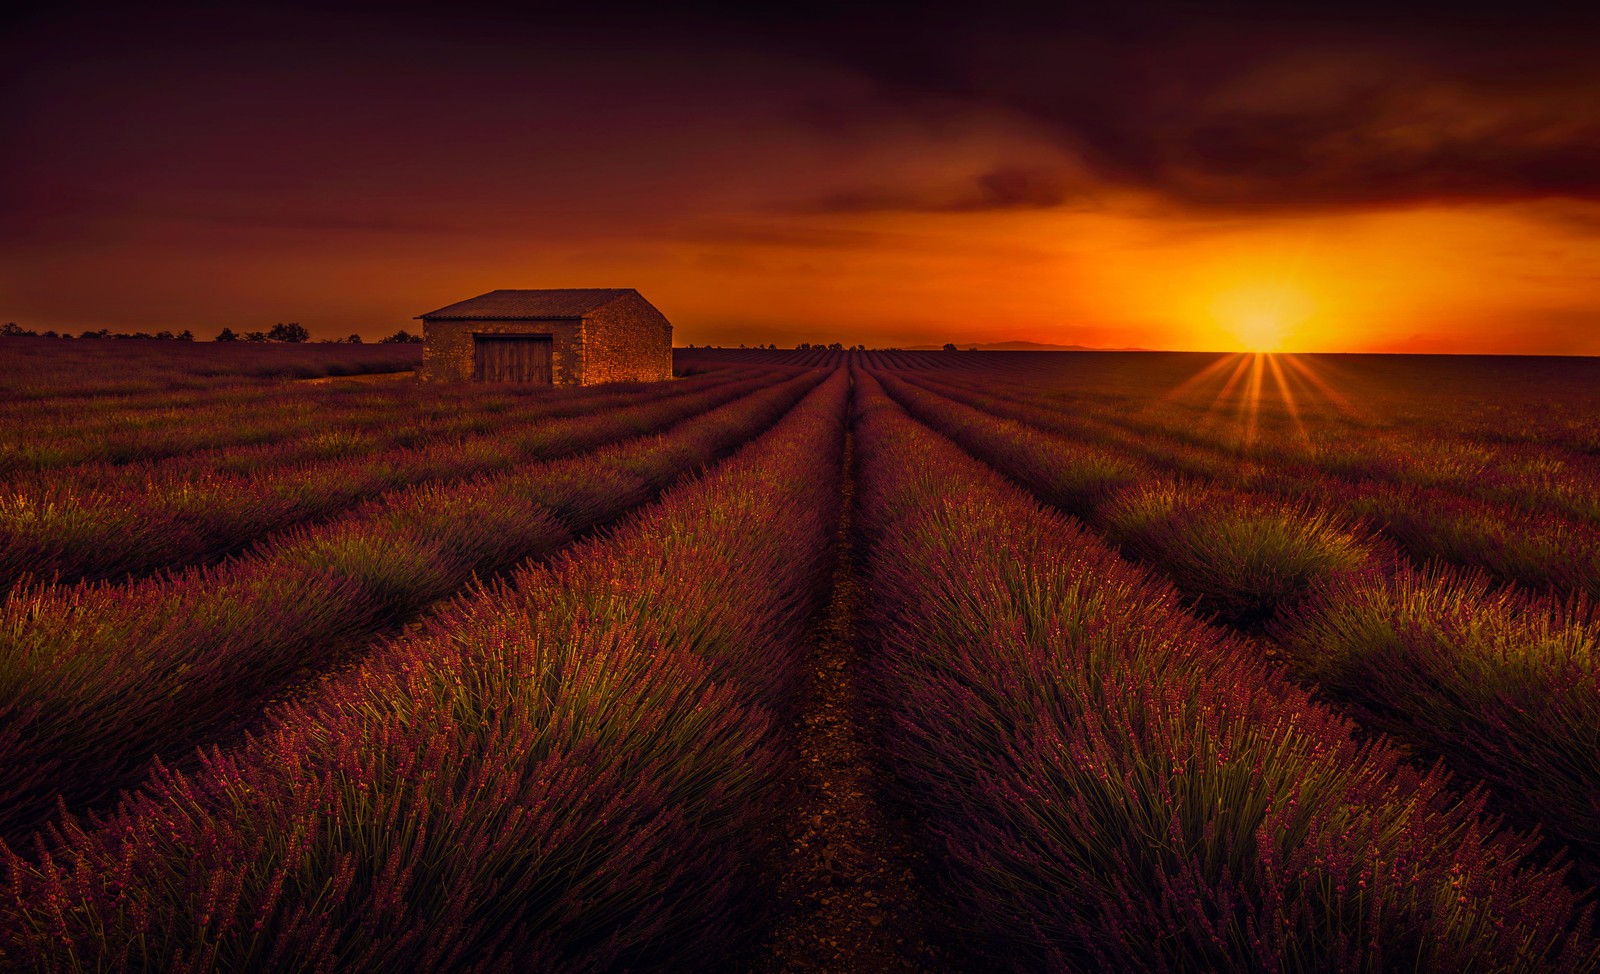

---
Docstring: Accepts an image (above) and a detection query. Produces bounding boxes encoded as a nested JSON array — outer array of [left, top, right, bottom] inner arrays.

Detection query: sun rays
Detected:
[[1158, 351, 1366, 448]]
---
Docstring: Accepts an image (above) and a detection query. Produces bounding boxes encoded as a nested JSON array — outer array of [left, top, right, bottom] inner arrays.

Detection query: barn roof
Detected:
[[417, 288, 639, 320]]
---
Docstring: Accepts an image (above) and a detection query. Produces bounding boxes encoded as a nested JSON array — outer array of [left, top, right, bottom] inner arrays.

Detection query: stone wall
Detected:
[[582, 292, 674, 384], [419, 292, 673, 385], [419, 318, 583, 384]]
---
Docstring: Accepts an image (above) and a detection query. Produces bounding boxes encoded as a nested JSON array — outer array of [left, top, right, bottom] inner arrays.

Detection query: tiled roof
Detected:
[[417, 288, 637, 319]]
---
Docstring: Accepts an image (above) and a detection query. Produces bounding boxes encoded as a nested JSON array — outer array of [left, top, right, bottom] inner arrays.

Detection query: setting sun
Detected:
[[1232, 313, 1290, 353], [1207, 280, 1317, 352]]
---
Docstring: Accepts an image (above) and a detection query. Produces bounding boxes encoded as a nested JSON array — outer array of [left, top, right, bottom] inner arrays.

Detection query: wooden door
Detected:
[[473, 335, 553, 383]]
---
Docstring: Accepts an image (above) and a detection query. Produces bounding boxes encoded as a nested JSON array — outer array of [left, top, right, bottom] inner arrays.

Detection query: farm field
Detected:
[[2, 340, 1599, 971]]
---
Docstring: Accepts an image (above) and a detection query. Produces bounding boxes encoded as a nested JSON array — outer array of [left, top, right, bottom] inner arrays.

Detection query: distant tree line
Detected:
[[6, 325, 894, 350], [3, 323, 196, 340], [4, 321, 423, 344], [214, 322, 311, 343], [213, 325, 420, 343]]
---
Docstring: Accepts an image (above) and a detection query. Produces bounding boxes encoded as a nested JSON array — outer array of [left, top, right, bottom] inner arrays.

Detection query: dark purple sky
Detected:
[[4, 0, 1598, 350]]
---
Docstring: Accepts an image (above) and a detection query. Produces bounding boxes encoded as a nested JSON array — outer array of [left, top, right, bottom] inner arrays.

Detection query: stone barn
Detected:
[[416, 288, 673, 385]]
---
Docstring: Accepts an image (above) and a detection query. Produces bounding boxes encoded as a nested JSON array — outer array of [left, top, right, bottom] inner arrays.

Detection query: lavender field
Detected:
[[3, 340, 1599, 972]]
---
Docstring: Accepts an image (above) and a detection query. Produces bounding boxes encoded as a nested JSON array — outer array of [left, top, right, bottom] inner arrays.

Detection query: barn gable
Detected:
[[416, 288, 673, 385]]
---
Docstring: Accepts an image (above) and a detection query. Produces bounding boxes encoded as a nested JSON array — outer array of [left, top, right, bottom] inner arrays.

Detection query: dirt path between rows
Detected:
[[746, 430, 953, 974]]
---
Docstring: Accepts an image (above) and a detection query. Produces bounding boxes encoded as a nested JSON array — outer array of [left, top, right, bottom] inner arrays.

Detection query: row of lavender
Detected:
[[0, 368, 847, 970], [898, 366, 1600, 552], [1, 371, 776, 587], [1090, 353, 1600, 462], [688, 347, 1600, 457], [875, 371, 1600, 880], [857, 349, 1600, 457], [2, 376, 471, 469], [2, 374, 671, 473], [0, 370, 823, 844], [33, 377, 743, 489], [881, 368, 1598, 629], [3, 356, 767, 475], [0, 336, 423, 401], [852, 369, 1597, 970]]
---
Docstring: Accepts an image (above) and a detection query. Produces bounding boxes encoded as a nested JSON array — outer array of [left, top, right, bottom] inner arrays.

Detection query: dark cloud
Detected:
[[11, 0, 1599, 216], [677, 222, 903, 249], [806, 167, 1085, 214], [1142, 83, 1600, 210], [673, 220, 1060, 267], [1526, 201, 1600, 238], [741, 1, 1600, 212]]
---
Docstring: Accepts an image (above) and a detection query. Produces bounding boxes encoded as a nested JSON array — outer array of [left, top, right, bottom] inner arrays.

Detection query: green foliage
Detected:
[[1102, 482, 1373, 626], [853, 371, 1597, 971], [1277, 567, 1600, 865]]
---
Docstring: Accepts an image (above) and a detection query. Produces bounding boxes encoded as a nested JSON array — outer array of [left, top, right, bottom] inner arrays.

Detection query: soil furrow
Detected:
[[748, 428, 951, 974]]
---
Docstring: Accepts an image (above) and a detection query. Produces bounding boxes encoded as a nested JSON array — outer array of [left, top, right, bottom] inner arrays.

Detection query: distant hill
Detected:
[[903, 340, 1152, 351]]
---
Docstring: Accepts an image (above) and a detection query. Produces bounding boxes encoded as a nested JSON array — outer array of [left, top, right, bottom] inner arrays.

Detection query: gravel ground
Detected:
[[747, 433, 954, 974]]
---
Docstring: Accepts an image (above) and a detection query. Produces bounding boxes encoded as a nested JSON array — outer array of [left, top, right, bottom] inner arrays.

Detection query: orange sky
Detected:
[[3, 2, 1598, 353]]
